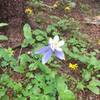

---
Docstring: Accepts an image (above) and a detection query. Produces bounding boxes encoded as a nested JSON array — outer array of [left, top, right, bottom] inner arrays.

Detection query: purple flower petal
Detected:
[[42, 49, 52, 64], [35, 46, 50, 54], [55, 50, 65, 60]]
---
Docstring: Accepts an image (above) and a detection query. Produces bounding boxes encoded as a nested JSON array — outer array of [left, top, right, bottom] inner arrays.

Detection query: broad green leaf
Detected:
[[0, 35, 8, 41], [0, 23, 8, 27], [90, 56, 98, 66], [23, 24, 32, 40], [0, 88, 7, 97], [79, 55, 90, 63], [19, 54, 32, 65], [87, 78, 100, 95], [14, 65, 25, 73], [22, 89, 31, 97], [72, 46, 79, 53], [82, 69, 91, 81], [87, 85, 100, 95], [30, 95, 39, 100], [56, 76, 75, 100], [33, 29, 47, 37], [46, 25, 57, 33], [29, 63, 38, 70], [30, 96, 39, 100], [96, 74, 100, 78], [26, 72, 34, 78], [0, 95, 9, 100], [39, 95, 54, 100], [37, 62, 51, 74], [36, 35, 44, 41], [15, 97, 26, 100], [76, 82, 85, 90]]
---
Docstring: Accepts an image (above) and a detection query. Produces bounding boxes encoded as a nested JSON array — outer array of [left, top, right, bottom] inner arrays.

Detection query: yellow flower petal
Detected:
[[53, 4, 58, 8], [64, 6, 71, 12], [97, 40, 100, 45], [69, 63, 78, 70], [25, 8, 32, 15]]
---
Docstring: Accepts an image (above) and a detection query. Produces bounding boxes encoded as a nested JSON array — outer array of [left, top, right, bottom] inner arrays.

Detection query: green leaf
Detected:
[[82, 69, 91, 81], [56, 76, 75, 100], [19, 54, 32, 65], [29, 63, 38, 70], [14, 65, 25, 73], [26, 72, 34, 78], [76, 82, 85, 90], [30, 95, 39, 100], [96, 74, 100, 78], [37, 62, 51, 74], [39, 95, 53, 100], [0, 95, 9, 100], [33, 29, 47, 37], [79, 55, 89, 63], [87, 78, 100, 95], [0, 35, 8, 41], [23, 24, 32, 40], [36, 35, 44, 41], [72, 46, 79, 53], [15, 97, 26, 100], [0, 23, 8, 27], [46, 25, 57, 33], [0, 88, 7, 97], [89, 56, 98, 66]]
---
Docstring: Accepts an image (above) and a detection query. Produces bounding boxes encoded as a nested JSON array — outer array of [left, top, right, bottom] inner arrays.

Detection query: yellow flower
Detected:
[[97, 40, 100, 45], [25, 8, 32, 15], [53, 1, 59, 8], [53, 4, 58, 8], [64, 6, 71, 12], [69, 63, 78, 70]]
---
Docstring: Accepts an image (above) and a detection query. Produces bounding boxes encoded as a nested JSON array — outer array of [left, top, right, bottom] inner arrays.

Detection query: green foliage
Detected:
[[0, 23, 8, 27], [33, 29, 47, 42], [0, 35, 8, 41], [23, 24, 32, 40], [31, 0, 43, 8], [87, 78, 100, 95], [0, 4, 100, 99], [80, 3, 92, 15], [56, 76, 76, 100], [0, 48, 17, 67], [50, 16, 79, 33], [23, 24, 34, 47]]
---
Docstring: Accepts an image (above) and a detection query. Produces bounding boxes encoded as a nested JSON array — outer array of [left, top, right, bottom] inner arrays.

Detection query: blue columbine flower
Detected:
[[35, 35, 65, 64]]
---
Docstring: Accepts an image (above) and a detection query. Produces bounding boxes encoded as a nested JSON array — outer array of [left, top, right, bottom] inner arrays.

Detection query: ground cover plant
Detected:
[[0, 0, 100, 100]]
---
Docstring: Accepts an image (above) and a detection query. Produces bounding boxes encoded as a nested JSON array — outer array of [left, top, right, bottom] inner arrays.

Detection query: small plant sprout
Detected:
[[35, 35, 65, 64], [69, 63, 78, 70]]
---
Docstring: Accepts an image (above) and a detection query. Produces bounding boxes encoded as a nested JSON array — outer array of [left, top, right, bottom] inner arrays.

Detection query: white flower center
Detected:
[[50, 41, 60, 51], [49, 35, 64, 51]]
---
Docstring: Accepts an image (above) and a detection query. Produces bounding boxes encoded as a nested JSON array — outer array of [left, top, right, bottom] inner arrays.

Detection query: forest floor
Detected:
[[0, 0, 100, 100]]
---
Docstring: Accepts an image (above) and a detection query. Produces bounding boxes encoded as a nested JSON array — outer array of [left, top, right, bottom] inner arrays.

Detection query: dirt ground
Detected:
[[0, 0, 100, 100]]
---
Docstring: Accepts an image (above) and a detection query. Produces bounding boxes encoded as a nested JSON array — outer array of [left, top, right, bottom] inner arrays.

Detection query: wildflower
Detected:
[[25, 8, 32, 15], [35, 35, 65, 64], [53, 1, 59, 8], [27, 51, 32, 54], [64, 6, 71, 12], [97, 40, 100, 45], [69, 63, 78, 70], [53, 4, 58, 8]]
